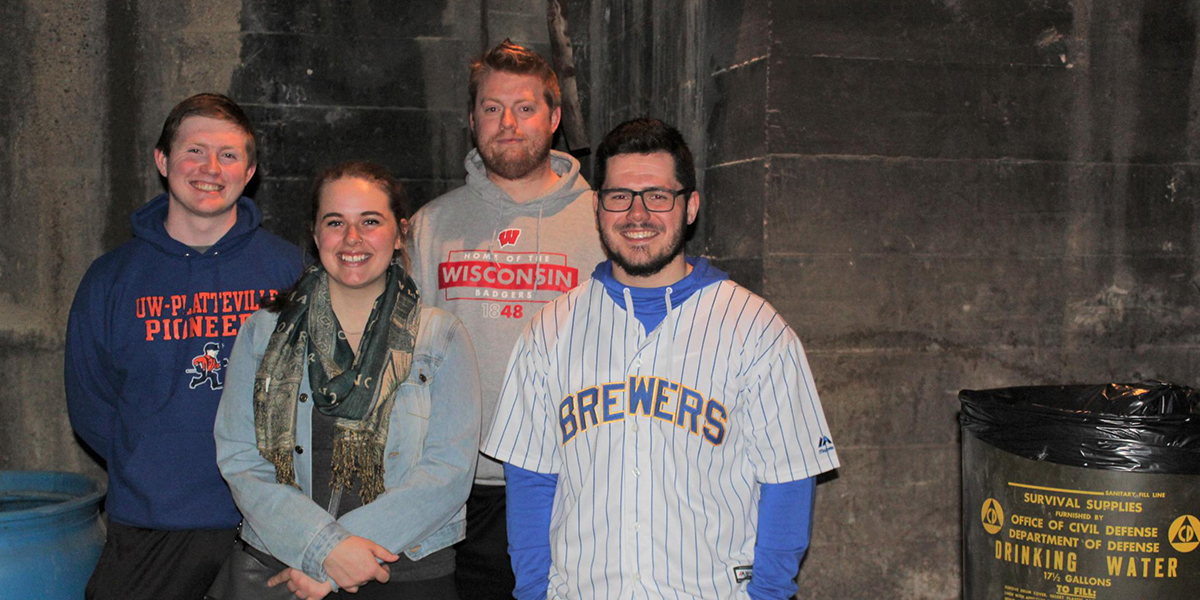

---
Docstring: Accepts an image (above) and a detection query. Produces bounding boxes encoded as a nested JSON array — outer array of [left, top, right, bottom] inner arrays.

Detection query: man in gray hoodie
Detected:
[[407, 40, 606, 599]]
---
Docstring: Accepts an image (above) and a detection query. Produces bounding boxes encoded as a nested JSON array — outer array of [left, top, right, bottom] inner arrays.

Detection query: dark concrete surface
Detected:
[[4, 1, 1198, 598]]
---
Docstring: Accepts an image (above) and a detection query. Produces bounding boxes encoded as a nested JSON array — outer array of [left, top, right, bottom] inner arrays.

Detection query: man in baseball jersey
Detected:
[[483, 118, 840, 600], [407, 40, 606, 598]]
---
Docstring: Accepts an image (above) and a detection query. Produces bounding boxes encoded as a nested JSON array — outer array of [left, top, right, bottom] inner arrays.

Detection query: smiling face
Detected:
[[154, 115, 256, 222], [313, 177, 404, 299], [470, 71, 561, 181], [595, 151, 699, 287]]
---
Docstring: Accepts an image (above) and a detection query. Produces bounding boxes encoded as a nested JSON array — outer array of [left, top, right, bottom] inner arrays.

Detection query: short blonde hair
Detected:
[[468, 39, 561, 111]]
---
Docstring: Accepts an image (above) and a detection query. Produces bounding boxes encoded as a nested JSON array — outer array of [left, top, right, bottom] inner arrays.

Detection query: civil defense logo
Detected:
[[981, 498, 1004, 535], [498, 228, 521, 247], [1170, 514, 1199, 553]]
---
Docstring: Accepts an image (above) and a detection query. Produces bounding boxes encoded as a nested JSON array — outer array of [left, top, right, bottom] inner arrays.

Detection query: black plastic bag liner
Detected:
[[959, 382, 1200, 474]]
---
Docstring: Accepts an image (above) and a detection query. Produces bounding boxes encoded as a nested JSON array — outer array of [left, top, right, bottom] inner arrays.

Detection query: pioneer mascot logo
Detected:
[[186, 341, 226, 390]]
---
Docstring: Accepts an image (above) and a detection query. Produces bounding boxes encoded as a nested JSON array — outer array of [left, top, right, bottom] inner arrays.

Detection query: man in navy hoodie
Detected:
[[65, 93, 303, 600]]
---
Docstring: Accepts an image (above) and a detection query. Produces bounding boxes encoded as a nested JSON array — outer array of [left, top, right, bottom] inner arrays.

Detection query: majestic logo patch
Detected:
[[732, 565, 753, 582], [498, 228, 521, 247], [186, 341, 226, 390], [817, 435, 835, 454]]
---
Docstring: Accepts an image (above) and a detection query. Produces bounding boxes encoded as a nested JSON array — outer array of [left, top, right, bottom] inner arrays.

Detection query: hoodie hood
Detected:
[[130, 193, 265, 258], [464, 149, 592, 297], [463, 149, 588, 214], [592, 256, 729, 333]]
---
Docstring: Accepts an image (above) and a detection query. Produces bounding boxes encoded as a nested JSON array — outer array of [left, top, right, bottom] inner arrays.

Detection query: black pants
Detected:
[[454, 483, 516, 600], [85, 520, 238, 600], [229, 540, 459, 600], [324, 573, 458, 599]]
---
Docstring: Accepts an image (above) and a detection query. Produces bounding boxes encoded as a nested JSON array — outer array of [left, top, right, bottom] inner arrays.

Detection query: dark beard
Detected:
[[476, 132, 553, 180], [600, 213, 688, 279]]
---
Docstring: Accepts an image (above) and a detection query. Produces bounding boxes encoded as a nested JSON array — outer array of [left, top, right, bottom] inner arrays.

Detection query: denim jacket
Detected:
[[214, 305, 481, 583]]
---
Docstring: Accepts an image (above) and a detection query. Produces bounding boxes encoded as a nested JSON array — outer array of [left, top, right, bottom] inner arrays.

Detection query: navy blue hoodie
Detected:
[[65, 194, 303, 530]]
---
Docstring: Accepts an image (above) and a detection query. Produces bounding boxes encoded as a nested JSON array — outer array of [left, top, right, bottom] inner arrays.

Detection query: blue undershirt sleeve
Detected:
[[505, 463, 557, 600], [748, 477, 816, 600]]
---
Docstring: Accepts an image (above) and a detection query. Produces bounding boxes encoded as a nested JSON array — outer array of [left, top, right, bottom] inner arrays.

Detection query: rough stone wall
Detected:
[[1, 0, 109, 478], [1, 0, 571, 483], [0, 0, 253, 477], [6, 0, 1200, 598], [579, 0, 705, 172], [486, 0, 552, 62], [225, 1, 478, 243], [699, 1, 1200, 598], [0, 0, 489, 475]]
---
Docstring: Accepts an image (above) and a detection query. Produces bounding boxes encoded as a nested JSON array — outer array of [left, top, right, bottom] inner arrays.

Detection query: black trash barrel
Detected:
[[960, 382, 1200, 600]]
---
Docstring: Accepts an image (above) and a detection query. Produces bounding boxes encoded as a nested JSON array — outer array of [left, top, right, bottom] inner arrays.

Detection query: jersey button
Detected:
[[294, 445, 304, 454], [632, 522, 640, 531], [299, 393, 308, 403], [632, 467, 640, 477], [633, 572, 641, 581], [631, 422, 640, 432]]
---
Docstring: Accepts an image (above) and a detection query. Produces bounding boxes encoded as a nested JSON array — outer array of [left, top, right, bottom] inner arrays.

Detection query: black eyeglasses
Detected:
[[597, 187, 692, 212]]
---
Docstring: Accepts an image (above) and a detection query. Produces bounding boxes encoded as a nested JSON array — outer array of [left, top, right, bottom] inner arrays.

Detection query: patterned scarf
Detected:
[[254, 260, 420, 504]]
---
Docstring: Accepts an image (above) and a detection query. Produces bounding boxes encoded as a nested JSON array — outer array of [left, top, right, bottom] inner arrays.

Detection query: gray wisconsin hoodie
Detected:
[[408, 149, 607, 484]]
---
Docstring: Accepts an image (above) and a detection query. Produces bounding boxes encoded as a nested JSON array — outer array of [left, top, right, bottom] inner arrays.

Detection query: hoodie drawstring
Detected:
[[163, 251, 195, 411], [622, 287, 637, 339], [533, 204, 544, 293], [621, 285, 679, 378], [663, 286, 677, 378], [162, 247, 226, 413], [487, 203, 504, 273]]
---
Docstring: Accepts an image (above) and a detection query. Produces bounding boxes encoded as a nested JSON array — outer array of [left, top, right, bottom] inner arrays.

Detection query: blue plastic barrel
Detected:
[[0, 471, 105, 599]]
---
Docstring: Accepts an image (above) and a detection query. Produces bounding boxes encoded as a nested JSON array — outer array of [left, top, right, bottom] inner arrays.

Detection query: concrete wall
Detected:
[[697, 1, 1200, 598], [1, 0, 110, 478], [4, 0, 1199, 597], [0, 0, 506, 478]]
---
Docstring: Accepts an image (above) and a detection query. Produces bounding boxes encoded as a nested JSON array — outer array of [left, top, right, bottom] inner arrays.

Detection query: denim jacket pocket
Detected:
[[386, 359, 433, 476], [400, 361, 433, 420]]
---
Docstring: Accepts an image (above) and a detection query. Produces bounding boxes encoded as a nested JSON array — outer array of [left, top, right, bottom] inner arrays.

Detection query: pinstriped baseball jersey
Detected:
[[482, 276, 839, 600]]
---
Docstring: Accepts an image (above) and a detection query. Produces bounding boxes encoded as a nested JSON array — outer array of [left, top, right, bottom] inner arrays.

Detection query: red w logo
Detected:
[[498, 228, 521, 247]]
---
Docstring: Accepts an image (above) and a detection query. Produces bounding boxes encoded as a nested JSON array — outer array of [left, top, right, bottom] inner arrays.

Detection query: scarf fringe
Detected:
[[265, 447, 298, 488], [332, 429, 386, 504]]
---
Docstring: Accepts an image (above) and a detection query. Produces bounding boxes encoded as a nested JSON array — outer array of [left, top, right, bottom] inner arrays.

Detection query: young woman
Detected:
[[213, 161, 480, 600]]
